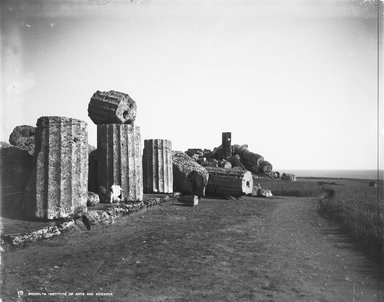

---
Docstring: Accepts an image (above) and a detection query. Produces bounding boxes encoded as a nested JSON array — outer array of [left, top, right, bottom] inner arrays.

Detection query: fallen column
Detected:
[[172, 151, 209, 196], [143, 139, 173, 193], [228, 154, 246, 170], [97, 124, 143, 202], [205, 166, 253, 197], [24, 116, 88, 220], [259, 160, 273, 173], [232, 144, 264, 174], [88, 90, 137, 125]]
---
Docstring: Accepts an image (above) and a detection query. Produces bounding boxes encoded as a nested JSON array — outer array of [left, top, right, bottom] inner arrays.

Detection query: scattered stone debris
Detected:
[[108, 185, 123, 203], [251, 183, 273, 198], [258, 189, 273, 198], [87, 191, 100, 206], [1, 195, 177, 247], [282, 173, 297, 181], [143, 139, 173, 193], [178, 195, 199, 207], [9, 125, 36, 156], [0, 141, 12, 149], [369, 181, 377, 187]]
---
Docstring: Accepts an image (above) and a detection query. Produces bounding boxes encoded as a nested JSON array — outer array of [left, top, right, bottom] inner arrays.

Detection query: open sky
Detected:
[[1, 0, 381, 170]]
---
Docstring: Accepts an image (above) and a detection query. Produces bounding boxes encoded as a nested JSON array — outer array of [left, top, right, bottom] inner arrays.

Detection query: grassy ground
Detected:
[[254, 177, 324, 197], [316, 179, 383, 252], [256, 176, 383, 262]]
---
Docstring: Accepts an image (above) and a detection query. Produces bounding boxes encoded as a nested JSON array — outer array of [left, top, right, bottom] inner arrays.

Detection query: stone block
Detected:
[[88, 90, 137, 125]]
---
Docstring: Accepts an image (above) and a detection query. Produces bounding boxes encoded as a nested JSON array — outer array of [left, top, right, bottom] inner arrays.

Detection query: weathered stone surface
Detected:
[[88, 90, 137, 125], [0, 141, 12, 149], [185, 149, 203, 157], [1, 146, 34, 218], [252, 183, 262, 196], [260, 161, 273, 173], [200, 160, 219, 168], [229, 154, 246, 170], [222, 132, 232, 159], [232, 144, 264, 174], [258, 189, 273, 198], [88, 144, 96, 154], [24, 116, 88, 220], [88, 149, 98, 193], [172, 151, 209, 196], [9, 125, 36, 155], [87, 191, 100, 207], [178, 195, 199, 207], [282, 173, 296, 181], [108, 185, 123, 203], [218, 159, 232, 169], [97, 124, 143, 202], [143, 139, 173, 194], [205, 167, 253, 197]]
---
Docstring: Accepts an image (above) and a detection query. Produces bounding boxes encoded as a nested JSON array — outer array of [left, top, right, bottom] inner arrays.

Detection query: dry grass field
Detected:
[[257, 176, 383, 260]]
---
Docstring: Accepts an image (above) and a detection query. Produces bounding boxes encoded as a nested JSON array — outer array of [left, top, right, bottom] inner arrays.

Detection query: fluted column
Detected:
[[97, 124, 143, 202], [24, 116, 88, 220], [143, 139, 173, 193]]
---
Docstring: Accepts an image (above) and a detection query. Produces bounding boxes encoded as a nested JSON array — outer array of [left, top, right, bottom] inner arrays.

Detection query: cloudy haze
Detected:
[[1, 0, 382, 170]]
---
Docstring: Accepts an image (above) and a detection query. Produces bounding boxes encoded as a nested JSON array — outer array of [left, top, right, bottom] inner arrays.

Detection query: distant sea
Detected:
[[283, 170, 383, 180]]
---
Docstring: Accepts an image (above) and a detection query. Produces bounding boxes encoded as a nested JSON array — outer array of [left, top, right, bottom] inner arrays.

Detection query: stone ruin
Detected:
[[143, 139, 173, 194], [24, 116, 88, 220], [96, 123, 143, 202], [2, 90, 297, 221]]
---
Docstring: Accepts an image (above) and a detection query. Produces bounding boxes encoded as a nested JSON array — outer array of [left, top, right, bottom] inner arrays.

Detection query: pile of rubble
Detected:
[[181, 133, 297, 198]]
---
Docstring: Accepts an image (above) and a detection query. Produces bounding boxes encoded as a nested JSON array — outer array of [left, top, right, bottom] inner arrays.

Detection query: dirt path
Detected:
[[1, 196, 383, 301]]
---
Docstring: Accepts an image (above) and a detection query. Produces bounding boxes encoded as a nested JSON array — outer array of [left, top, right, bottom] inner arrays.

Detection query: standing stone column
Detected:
[[143, 139, 173, 193], [97, 124, 143, 202], [222, 132, 232, 159], [24, 116, 88, 220]]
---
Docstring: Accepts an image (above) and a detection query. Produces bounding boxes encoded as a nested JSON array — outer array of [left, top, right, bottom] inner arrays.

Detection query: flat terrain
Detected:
[[1, 196, 383, 301]]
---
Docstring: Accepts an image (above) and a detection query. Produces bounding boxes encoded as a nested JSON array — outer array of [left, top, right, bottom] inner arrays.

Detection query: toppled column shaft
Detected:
[[259, 161, 273, 173], [24, 116, 88, 220], [172, 151, 209, 196], [143, 139, 173, 193], [205, 166, 253, 196], [88, 90, 137, 125], [232, 144, 264, 174], [97, 124, 143, 202]]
